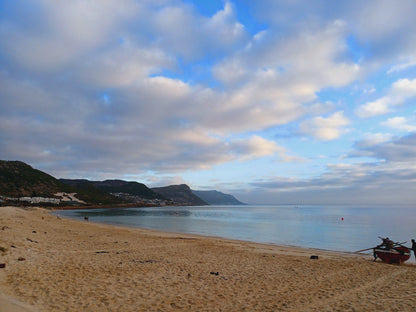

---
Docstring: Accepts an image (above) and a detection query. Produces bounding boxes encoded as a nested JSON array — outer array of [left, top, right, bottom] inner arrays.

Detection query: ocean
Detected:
[[55, 205, 416, 257]]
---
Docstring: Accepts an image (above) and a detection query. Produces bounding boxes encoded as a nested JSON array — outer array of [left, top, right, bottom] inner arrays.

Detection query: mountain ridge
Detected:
[[192, 190, 245, 205], [0, 161, 124, 205], [151, 184, 207, 206], [1, 160, 244, 207]]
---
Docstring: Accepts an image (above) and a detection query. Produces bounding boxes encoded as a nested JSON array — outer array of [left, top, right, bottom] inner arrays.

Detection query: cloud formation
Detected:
[[237, 133, 416, 205], [356, 79, 416, 118], [381, 117, 416, 132], [299, 111, 350, 141], [1, 0, 416, 204], [2, 0, 355, 174]]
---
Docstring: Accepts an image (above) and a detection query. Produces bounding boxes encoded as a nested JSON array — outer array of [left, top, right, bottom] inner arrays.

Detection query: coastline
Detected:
[[53, 206, 363, 259], [1, 206, 416, 311]]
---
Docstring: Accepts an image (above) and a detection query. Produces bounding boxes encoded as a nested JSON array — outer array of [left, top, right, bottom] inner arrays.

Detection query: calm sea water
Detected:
[[55, 205, 416, 256]]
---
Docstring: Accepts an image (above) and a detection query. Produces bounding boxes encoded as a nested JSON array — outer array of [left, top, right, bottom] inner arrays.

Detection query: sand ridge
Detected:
[[1, 206, 416, 311]]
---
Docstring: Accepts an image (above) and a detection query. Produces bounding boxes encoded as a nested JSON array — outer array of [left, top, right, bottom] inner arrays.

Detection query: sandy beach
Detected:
[[1, 206, 416, 311]]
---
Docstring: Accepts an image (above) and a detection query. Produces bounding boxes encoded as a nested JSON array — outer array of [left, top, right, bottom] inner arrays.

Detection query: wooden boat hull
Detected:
[[374, 246, 411, 264]]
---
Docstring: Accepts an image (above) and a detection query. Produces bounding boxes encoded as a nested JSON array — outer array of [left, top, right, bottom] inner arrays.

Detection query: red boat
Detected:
[[373, 246, 411, 264]]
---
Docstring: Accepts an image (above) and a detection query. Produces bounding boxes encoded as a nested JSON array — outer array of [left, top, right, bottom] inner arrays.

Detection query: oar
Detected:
[[354, 247, 376, 253], [355, 238, 409, 253], [355, 241, 408, 253]]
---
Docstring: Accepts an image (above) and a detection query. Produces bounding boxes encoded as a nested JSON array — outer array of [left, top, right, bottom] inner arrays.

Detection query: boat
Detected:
[[373, 245, 411, 264], [355, 237, 412, 264]]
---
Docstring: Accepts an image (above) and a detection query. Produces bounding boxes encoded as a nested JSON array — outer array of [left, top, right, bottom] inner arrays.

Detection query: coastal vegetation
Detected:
[[0, 160, 243, 207]]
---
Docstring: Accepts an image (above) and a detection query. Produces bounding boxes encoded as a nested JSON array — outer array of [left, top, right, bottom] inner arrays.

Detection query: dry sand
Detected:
[[1, 206, 416, 312]]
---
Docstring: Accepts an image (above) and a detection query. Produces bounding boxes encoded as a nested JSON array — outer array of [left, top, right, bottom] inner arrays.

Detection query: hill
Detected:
[[192, 190, 245, 205], [152, 184, 207, 206], [0, 160, 68, 197], [0, 160, 124, 205], [90, 180, 162, 200], [1, 160, 243, 207], [59, 179, 126, 205]]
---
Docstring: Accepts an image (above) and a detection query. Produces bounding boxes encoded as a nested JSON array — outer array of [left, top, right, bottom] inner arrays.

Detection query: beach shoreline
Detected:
[[52, 206, 366, 259], [1, 206, 416, 311]]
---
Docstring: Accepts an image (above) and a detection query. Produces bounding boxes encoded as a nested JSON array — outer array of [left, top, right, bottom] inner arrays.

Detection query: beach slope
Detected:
[[1, 206, 416, 311]]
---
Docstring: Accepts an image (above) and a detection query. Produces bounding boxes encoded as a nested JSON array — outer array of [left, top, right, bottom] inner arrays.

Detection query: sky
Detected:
[[1, 0, 416, 205]]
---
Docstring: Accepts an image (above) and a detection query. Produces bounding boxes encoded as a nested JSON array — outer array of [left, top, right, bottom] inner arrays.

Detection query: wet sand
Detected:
[[1, 206, 416, 311]]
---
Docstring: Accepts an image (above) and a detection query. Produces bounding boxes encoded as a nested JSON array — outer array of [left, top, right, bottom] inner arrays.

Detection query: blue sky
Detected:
[[1, 0, 416, 205]]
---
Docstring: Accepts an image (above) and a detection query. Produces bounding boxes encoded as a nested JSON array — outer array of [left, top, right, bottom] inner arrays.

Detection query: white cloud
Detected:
[[2, 0, 416, 207], [355, 98, 391, 118], [208, 21, 361, 136], [212, 58, 248, 86], [357, 133, 393, 148], [215, 19, 360, 87], [79, 45, 174, 87], [150, 1, 246, 60], [229, 135, 282, 160], [353, 133, 416, 165], [250, 0, 416, 67], [242, 158, 416, 205], [356, 78, 416, 118], [381, 117, 416, 132], [391, 78, 416, 97], [0, 0, 138, 71], [205, 1, 245, 46], [299, 111, 350, 141], [354, 0, 415, 39], [387, 57, 416, 73], [0, 3, 360, 178], [237, 133, 416, 205]]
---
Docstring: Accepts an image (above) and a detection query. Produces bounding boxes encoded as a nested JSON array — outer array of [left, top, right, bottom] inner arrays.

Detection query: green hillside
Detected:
[[1, 160, 243, 207], [91, 180, 162, 199], [0, 161, 125, 205], [152, 184, 207, 206], [0, 160, 67, 197], [59, 179, 126, 205]]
